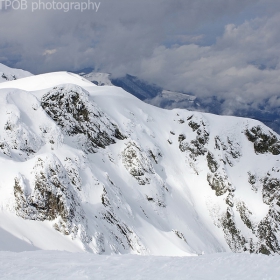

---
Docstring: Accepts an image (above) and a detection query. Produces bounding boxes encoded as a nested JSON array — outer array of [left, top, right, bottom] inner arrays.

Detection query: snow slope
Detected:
[[0, 72, 280, 256], [0, 63, 33, 83], [1, 251, 280, 280]]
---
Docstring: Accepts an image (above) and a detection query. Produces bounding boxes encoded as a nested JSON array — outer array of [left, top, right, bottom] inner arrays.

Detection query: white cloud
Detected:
[[0, 0, 279, 114], [43, 49, 57, 56], [134, 13, 280, 111]]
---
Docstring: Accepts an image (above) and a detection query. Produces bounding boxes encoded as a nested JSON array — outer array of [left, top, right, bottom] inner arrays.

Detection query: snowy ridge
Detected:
[[0, 72, 280, 256], [0, 71, 93, 91], [0, 63, 33, 83]]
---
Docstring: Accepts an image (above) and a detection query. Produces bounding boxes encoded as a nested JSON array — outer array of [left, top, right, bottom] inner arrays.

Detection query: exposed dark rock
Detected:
[[257, 211, 280, 254], [207, 173, 231, 196], [101, 187, 110, 207], [41, 85, 125, 153], [1, 73, 8, 80], [14, 156, 91, 243], [0, 141, 11, 157], [102, 210, 145, 253], [173, 230, 187, 243], [236, 201, 254, 231], [188, 120, 200, 131], [221, 207, 247, 253], [245, 126, 280, 155], [178, 128, 209, 157], [262, 176, 280, 205], [207, 152, 219, 173], [226, 193, 234, 207], [248, 172, 256, 185], [214, 136, 241, 167], [122, 141, 155, 185]]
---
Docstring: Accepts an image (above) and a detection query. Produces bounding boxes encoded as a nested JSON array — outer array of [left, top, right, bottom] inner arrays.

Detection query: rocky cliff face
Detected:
[[14, 155, 91, 244], [0, 74, 280, 255], [41, 85, 125, 153]]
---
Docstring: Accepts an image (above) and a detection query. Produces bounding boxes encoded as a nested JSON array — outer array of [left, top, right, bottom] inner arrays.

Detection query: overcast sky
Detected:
[[0, 0, 280, 111]]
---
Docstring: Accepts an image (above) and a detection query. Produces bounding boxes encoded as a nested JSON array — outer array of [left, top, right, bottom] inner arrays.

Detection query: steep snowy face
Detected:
[[0, 63, 33, 83], [14, 155, 92, 244], [0, 73, 280, 256]]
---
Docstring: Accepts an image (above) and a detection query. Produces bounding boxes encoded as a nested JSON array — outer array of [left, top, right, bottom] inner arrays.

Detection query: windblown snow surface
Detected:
[[1, 251, 280, 280], [0, 71, 280, 278]]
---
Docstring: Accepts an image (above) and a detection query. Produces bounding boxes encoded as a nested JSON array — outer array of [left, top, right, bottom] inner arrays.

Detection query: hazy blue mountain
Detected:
[[111, 74, 162, 100]]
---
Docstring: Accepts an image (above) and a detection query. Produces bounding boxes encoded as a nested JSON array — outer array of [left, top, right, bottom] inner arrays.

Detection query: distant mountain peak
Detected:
[[0, 63, 33, 83]]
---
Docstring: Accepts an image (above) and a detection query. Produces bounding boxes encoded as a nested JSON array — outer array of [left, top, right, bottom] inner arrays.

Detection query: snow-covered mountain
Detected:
[[0, 71, 280, 256], [0, 63, 33, 83], [79, 71, 113, 86], [78, 70, 162, 100]]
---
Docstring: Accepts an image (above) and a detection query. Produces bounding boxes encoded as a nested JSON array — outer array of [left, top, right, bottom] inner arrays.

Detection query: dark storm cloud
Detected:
[[0, 0, 280, 110]]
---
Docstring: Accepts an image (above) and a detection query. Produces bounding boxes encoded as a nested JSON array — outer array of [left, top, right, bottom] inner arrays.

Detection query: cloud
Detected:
[[0, 0, 262, 72], [0, 0, 279, 113], [43, 49, 57, 55], [133, 13, 280, 113]]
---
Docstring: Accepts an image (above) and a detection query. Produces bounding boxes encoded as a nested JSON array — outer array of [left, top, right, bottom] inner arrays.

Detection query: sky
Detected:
[[0, 0, 280, 112]]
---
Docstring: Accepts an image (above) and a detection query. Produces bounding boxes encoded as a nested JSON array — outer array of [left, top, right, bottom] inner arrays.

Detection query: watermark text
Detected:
[[0, 0, 101, 12]]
